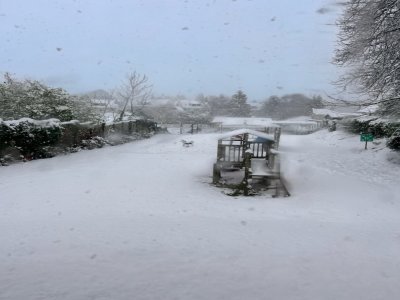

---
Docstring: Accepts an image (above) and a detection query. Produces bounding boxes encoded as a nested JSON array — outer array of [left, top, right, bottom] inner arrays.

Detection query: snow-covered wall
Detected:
[[0, 118, 158, 164]]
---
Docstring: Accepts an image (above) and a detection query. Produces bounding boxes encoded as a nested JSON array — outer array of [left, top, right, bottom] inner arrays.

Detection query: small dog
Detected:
[[181, 139, 194, 147]]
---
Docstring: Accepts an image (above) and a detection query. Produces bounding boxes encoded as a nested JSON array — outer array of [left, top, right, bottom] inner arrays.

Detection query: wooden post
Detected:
[[243, 151, 252, 196], [242, 133, 249, 159], [212, 163, 221, 184], [274, 127, 281, 149], [217, 140, 224, 161], [128, 121, 133, 134], [101, 123, 105, 137]]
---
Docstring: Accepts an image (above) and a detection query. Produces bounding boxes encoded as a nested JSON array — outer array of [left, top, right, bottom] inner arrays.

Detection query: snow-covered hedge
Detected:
[[387, 134, 400, 150], [0, 118, 62, 161], [345, 117, 400, 150], [347, 117, 396, 137], [0, 118, 158, 164]]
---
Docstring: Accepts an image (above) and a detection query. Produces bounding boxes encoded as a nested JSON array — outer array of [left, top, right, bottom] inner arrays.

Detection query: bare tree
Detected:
[[117, 71, 152, 120], [100, 89, 120, 122], [334, 0, 400, 117]]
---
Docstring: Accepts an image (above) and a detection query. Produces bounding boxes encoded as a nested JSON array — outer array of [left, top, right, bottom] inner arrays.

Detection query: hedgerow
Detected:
[[345, 118, 400, 150]]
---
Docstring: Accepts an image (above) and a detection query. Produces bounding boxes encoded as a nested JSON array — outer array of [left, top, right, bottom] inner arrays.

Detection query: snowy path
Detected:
[[1, 130, 400, 300]]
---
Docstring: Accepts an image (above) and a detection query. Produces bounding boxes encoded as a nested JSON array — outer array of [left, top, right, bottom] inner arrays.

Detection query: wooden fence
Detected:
[[59, 119, 157, 147]]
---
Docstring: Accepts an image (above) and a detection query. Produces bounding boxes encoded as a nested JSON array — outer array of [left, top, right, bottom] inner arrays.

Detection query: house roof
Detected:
[[312, 108, 362, 119], [217, 128, 275, 142], [212, 117, 276, 127], [312, 108, 340, 118], [357, 104, 379, 114]]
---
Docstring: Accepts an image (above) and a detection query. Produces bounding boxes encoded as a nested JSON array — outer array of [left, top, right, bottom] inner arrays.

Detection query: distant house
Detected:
[[312, 108, 341, 120], [148, 98, 203, 110], [212, 116, 321, 134], [176, 100, 202, 109], [312, 108, 362, 121], [212, 117, 277, 132]]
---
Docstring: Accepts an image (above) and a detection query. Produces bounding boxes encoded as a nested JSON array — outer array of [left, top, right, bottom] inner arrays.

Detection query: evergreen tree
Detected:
[[257, 94, 324, 119], [199, 94, 232, 117], [230, 90, 251, 117]]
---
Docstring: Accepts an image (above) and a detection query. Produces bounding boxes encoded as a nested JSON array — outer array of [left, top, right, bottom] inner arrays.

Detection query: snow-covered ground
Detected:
[[1, 129, 400, 300]]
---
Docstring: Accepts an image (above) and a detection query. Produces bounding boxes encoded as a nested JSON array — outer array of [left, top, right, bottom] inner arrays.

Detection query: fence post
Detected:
[[274, 127, 281, 149], [212, 163, 221, 184], [243, 151, 253, 196], [101, 123, 105, 137]]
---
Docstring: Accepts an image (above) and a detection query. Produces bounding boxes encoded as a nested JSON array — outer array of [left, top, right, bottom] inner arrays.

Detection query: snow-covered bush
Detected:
[[0, 118, 63, 160], [80, 136, 107, 150], [387, 130, 400, 151], [0, 121, 14, 153], [0, 118, 159, 165], [347, 118, 400, 138], [345, 117, 400, 151], [0, 73, 100, 122]]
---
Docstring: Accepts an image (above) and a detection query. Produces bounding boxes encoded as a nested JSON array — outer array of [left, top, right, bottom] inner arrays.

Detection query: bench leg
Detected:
[[212, 164, 221, 184]]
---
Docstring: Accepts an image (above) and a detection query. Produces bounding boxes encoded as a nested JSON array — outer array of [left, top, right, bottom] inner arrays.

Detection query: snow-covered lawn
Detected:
[[1, 130, 400, 300]]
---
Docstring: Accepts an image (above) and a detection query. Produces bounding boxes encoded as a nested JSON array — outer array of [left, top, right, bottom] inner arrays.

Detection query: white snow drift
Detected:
[[1, 130, 400, 300]]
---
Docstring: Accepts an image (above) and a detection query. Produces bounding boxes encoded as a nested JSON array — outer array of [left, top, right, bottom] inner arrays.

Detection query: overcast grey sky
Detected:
[[0, 0, 344, 100]]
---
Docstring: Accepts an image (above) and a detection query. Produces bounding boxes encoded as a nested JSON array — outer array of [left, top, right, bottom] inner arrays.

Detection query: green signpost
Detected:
[[360, 133, 374, 149]]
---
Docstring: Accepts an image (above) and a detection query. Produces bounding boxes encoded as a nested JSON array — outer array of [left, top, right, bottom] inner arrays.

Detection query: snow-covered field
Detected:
[[1, 129, 400, 300]]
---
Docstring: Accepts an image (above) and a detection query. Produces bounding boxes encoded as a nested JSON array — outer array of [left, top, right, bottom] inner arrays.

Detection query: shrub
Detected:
[[80, 136, 107, 150], [1, 118, 158, 164], [387, 136, 400, 150], [1, 119, 62, 160], [347, 118, 400, 138], [0, 121, 14, 152], [0, 73, 100, 122], [387, 129, 400, 150]]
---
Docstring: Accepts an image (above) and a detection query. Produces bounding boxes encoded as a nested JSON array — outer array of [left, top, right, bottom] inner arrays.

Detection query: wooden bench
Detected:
[[250, 158, 275, 177], [249, 157, 290, 197]]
